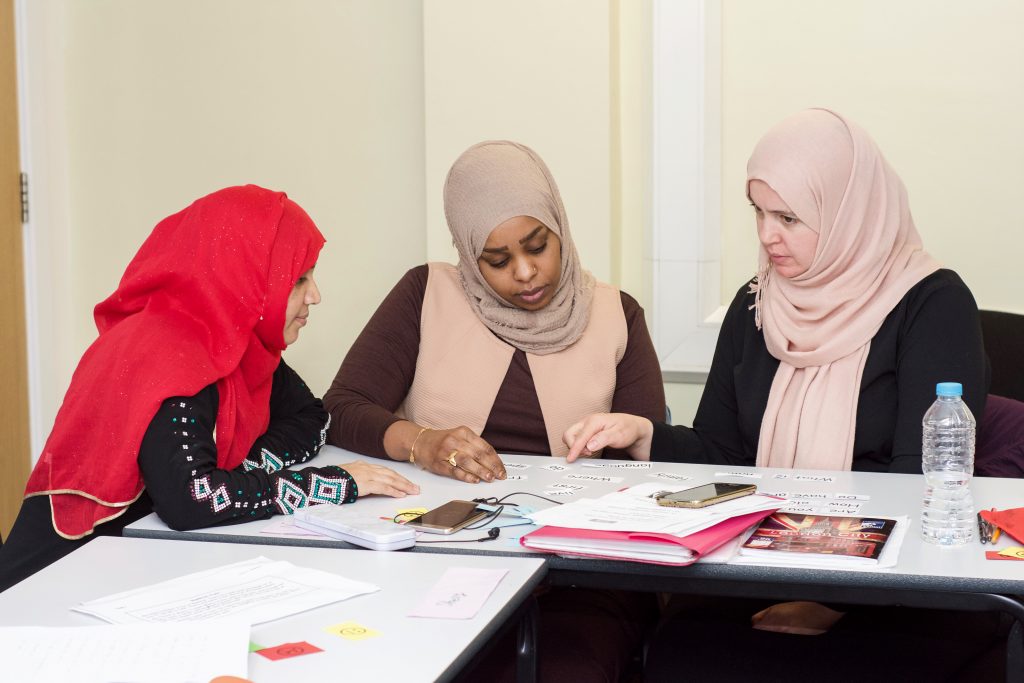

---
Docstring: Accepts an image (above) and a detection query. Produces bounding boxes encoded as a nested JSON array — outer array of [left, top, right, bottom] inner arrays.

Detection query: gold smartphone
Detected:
[[655, 483, 757, 508], [403, 500, 489, 534]]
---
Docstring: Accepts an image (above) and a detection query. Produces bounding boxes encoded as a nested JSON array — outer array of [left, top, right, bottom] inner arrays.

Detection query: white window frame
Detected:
[[649, 0, 723, 383]]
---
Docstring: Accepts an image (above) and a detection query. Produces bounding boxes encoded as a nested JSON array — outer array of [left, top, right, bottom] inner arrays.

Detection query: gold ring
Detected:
[[447, 450, 459, 468]]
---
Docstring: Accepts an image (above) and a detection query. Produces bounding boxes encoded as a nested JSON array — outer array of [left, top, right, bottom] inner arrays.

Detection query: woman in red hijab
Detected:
[[0, 185, 417, 592]]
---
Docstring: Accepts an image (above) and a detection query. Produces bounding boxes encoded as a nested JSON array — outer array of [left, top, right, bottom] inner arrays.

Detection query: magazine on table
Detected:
[[734, 512, 905, 568]]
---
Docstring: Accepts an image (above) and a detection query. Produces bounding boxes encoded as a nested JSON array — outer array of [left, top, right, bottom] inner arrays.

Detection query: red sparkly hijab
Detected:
[[25, 185, 326, 538]]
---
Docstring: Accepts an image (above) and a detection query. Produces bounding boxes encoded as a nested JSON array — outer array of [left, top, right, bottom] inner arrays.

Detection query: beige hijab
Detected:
[[749, 109, 940, 470], [443, 141, 595, 355]]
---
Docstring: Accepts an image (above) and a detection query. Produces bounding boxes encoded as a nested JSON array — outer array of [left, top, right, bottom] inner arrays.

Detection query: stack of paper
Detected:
[[74, 556, 380, 625], [521, 483, 784, 566], [1, 621, 249, 683]]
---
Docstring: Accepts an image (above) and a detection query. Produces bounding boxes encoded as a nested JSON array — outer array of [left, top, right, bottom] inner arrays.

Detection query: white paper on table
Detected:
[[697, 524, 761, 564], [728, 516, 909, 570], [502, 461, 531, 470], [0, 620, 248, 683], [793, 474, 836, 484], [543, 489, 577, 497], [714, 470, 763, 479], [602, 462, 653, 469], [526, 483, 783, 535], [408, 567, 508, 619], [781, 502, 865, 515], [788, 492, 830, 500], [260, 517, 329, 538], [648, 471, 693, 483], [563, 473, 624, 483], [73, 556, 379, 626]]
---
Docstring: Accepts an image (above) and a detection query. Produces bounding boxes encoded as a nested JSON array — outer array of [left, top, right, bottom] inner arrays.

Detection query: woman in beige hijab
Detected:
[[563, 110, 998, 679], [325, 140, 664, 682], [325, 140, 665, 480]]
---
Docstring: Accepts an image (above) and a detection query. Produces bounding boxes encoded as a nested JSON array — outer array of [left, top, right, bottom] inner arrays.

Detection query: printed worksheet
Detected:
[[74, 557, 379, 626], [1, 620, 248, 682]]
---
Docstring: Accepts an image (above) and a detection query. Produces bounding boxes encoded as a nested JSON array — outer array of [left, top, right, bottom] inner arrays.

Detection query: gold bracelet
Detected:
[[409, 427, 430, 467]]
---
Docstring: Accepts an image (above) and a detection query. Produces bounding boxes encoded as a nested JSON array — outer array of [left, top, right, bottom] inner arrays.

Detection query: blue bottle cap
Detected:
[[936, 382, 963, 397]]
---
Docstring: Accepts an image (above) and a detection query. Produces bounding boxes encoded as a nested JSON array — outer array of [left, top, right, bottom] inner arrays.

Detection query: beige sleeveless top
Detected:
[[397, 262, 627, 457]]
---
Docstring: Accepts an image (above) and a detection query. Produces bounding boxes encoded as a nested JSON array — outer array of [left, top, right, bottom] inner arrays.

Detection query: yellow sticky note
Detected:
[[997, 546, 1024, 560], [325, 621, 381, 640], [397, 507, 428, 516]]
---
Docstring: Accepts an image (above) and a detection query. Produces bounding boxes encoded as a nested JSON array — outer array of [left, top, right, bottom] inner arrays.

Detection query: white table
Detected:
[[0, 536, 546, 682], [125, 446, 1024, 681], [127, 446, 1024, 583]]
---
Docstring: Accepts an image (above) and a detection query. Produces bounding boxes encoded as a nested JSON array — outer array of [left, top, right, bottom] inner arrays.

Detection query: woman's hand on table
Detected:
[[563, 413, 654, 462], [340, 461, 420, 498], [750, 601, 845, 635], [412, 426, 507, 483]]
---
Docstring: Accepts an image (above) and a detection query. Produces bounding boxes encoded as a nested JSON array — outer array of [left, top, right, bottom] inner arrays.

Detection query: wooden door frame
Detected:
[[10, 0, 75, 467], [1, 0, 31, 538]]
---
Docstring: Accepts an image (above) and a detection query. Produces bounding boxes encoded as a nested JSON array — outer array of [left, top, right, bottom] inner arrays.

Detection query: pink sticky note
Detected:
[[408, 567, 509, 619]]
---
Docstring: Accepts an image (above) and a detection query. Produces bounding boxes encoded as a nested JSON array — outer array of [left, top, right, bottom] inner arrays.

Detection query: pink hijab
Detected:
[[748, 109, 940, 470]]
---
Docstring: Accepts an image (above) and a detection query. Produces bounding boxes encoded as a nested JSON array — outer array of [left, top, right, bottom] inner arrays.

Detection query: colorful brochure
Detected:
[[739, 513, 899, 565]]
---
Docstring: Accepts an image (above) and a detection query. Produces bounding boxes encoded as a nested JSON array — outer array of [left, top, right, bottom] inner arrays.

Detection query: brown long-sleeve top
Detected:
[[324, 265, 666, 458]]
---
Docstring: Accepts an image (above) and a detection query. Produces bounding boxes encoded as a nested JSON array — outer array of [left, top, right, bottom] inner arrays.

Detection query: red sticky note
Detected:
[[256, 641, 324, 661], [985, 550, 1024, 561]]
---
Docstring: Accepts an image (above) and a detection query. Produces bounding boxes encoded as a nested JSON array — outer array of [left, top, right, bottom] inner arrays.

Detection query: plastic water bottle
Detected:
[[920, 382, 976, 546]]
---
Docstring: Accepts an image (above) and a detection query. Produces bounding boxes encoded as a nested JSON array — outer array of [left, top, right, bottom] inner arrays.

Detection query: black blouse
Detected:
[[651, 269, 989, 474], [0, 360, 355, 593], [139, 359, 356, 531]]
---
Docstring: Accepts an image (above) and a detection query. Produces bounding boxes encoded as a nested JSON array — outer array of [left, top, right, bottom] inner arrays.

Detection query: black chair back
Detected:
[[979, 310, 1024, 402]]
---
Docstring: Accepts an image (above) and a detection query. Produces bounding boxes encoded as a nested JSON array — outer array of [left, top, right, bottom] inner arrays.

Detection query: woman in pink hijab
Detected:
[[565, 110, 1000, 680], [566, 108, 987, 474]]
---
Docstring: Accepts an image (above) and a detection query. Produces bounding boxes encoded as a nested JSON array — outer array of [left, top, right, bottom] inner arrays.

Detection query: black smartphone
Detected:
[[403, 500, 489, 534], [655, 483, 757, 508]]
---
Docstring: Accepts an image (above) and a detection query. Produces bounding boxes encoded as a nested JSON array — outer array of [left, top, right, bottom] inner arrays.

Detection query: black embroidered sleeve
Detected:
[[243, 360, 330, 470], [138, 361, 358, 532]]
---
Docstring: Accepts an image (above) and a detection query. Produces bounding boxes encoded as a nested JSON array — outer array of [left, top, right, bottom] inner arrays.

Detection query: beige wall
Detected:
[[422, 0, 654, 302], [54, 0, 426, 412], [28, 0, 656, 448], [423, 0, 615, 282], [23, 1, 1022, 448]]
